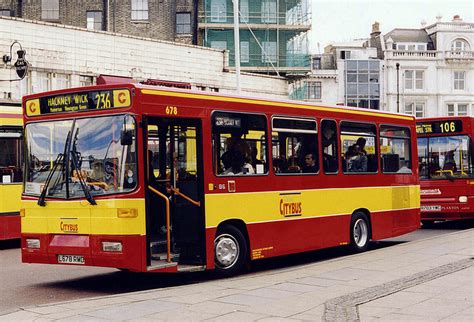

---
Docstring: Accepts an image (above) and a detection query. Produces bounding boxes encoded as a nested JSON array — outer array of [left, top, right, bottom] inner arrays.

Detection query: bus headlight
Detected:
[[459, 196, 468, 203], [102, 241, 123, 252], [26, 239, 40, 249]]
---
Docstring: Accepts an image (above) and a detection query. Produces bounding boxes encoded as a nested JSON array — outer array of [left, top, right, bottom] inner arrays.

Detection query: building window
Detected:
[[131, 0, 148, 21], [79, 76, 93, 87], [340, 51, 351, 59], [176, 12, 191, 34], [262, 41, 277, 63], [447, 103, 469, 116], [345, 60, 380, 109], [396, 43, 426, 51], [404, 70, 423, 90], [35, 72, 51, 93], [454, 71, 465, 90], [210, 40, 227, 51], [312, 57, 321, 70], [307, 82, 321, 100], [261, 0, 277, 23], [404, 102, 424, 117], [87, 11, 102, 30], [240, 0, 249, 22], [41, 0, 59, 20], [240, 41, 249, 63], [210, 0, 226, 22], [0, 10, 11, 16], [54, 74, 70, 90], [451, 38, 470, 51]]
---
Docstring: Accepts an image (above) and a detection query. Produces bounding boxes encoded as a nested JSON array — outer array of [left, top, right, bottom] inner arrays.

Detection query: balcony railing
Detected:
[[198, 12, 311, 26], [225, 52, 311, 69], [391, 50, 438, 58], [445, 50, 474, 60]]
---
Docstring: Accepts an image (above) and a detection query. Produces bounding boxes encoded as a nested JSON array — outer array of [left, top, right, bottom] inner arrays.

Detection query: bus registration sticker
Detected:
[[420, 205, 441, 212], [57, 255, 85, 265]]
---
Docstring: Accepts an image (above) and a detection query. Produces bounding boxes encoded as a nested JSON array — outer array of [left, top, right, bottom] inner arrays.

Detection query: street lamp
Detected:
[[396, 63, 400, 113], [2, 40, 29, 81]]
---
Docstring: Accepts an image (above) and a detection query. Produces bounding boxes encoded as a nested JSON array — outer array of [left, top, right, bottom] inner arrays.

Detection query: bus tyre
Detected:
[[350, 212, 370, 253], [214, 225, 248, 276]]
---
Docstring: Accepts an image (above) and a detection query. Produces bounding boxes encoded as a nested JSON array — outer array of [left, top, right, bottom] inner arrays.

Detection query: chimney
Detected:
[[371, 22, 380, 36], [452, 15, 462, 22]]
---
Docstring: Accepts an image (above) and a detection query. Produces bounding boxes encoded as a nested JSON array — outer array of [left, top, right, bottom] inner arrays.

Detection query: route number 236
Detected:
[[166, 105, 178, 115]]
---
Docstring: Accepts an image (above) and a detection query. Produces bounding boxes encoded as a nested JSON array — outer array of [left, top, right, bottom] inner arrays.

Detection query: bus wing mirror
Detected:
[[121, 130, 133, 146]]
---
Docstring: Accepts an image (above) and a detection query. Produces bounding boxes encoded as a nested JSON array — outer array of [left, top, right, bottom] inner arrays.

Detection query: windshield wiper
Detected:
[[70, 128, 96, 205], [37, 128, 73, 206]]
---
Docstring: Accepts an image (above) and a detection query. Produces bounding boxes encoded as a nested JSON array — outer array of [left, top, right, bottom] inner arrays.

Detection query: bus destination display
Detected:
[[416, 120, 463, 134], [25, 89, 131, 116]]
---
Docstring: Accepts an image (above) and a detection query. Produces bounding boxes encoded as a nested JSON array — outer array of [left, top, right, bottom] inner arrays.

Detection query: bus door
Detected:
[[145, 118, 205, 269]]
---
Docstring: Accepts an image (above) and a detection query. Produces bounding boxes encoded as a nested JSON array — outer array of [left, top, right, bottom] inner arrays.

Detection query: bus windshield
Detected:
[[24, 114, 137, 198], [418, 135, 474, 179]]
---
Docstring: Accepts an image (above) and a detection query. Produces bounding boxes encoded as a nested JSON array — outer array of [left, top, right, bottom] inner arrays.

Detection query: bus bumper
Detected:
[[21, 234, 145, 271], [421, 202, 473, 221]]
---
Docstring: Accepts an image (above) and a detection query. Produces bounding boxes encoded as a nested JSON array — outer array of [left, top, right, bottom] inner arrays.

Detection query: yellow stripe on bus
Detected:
[[204, 185, 420, 227], [21, 199, 146, 235], [141, 89, 415, 121], [0, 184, 22, 214]]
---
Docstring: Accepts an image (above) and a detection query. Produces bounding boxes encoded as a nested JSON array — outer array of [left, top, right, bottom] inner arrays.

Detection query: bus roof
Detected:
[[23, 83, 415, 122]]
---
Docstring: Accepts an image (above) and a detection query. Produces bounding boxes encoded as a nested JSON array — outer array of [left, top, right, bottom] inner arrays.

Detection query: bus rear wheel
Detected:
[[350, 212, 370, 253], [214, 225, 248, 276]]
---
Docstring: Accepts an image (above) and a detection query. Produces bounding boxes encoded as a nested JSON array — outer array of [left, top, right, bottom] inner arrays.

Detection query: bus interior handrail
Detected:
[[170, 187, 201, 207], [147, 185, 171, 263]]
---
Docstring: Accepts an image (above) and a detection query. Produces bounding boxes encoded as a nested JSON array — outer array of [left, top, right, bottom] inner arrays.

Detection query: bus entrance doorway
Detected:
[[145, 118, 205, 271]]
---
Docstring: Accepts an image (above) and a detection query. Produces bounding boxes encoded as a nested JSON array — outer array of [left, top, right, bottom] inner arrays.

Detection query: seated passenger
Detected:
[[302, 153, 318, 173], [223, 150, 254, 175], [347, 145, 367, 172]]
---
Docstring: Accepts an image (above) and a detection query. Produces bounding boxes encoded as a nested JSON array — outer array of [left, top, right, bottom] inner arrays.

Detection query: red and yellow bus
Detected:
[[417, 117, 474, 224], [0, 103, 23, 240], [21, 84, 420, 275]]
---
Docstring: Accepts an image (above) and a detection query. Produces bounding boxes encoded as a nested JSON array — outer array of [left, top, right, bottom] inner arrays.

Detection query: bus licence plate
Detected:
[[57, 255, 85, 265], [421, 205, 441, 212]]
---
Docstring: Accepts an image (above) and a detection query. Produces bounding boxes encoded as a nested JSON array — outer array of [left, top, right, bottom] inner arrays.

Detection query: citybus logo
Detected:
[[60, 221, 79, 233], [279, 199, 302, 217]]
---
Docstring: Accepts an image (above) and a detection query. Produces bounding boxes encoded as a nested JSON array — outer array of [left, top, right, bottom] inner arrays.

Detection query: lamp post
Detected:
[[396, 62, 400, 113], [2, 41, 29, 81]]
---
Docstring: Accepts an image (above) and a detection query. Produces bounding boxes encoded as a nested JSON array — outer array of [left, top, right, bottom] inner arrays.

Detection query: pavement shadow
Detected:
[[422, 219, 474, 230]]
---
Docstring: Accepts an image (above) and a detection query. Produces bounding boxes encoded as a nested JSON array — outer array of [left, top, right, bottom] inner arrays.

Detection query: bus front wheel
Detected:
[[214, 225, 248, 276], [350, 212, 370, 252]]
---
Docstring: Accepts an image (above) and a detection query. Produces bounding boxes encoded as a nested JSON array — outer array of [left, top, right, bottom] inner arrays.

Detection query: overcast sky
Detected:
[[310, 0, 474, 53]]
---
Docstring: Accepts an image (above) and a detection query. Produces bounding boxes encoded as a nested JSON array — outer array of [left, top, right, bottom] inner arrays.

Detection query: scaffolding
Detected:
[[199, 0, 311, 74]]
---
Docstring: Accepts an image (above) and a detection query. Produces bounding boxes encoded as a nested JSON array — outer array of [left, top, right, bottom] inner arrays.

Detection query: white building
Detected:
[[297, 16, 473, 117], [381, 15, 474, 117], [0, 16, 289, 105]]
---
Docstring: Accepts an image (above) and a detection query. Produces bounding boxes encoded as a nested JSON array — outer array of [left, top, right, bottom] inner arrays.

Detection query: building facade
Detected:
[[380, 15, 474, 117], [294, 16, 473, 117], [0, 16, 288, 105], [198, 0, 312, 75], [0, 0, 197, 44]]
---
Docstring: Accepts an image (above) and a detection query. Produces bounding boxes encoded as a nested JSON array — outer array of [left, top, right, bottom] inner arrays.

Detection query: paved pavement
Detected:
[[2, 229, 473, 321]]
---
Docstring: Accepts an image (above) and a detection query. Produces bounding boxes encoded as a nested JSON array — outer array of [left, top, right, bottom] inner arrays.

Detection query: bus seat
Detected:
[[382, 154, 399, 172]]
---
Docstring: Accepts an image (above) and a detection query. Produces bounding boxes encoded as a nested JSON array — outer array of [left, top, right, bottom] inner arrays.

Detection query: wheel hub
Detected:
[[215, 234, 240, 269]]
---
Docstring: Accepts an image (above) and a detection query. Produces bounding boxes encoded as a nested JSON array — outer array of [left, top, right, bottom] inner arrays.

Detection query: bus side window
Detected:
[[321, 120, 338, 173], [272, 117, 318, 175], [212, 112, 268, 176], [340, 122, 377, 174], [380, 126, 412, 174]]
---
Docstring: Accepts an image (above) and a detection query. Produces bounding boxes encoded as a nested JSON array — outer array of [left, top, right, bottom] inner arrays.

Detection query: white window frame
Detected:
[[131, 0, 148, 21], [87, 11, 102, 30], [261, 0, 277, 23], [262, 41, 277, 63], [41, 0, 59, 20], [210, 0, 226, 22], [307, 82, 322, 100], [36, 72, 51, 93], [451, 39, 470, 51], [54, 74, 70, 90], [404, 70, 424, 90], [396, 42, 427, 51], [240, 41, 249, 63], [404, 102, 425, 117], [454, 71, 465, 90], [447, 103, 470, 116], [240, 0, 249, 22], [176, 12, 191, 34]]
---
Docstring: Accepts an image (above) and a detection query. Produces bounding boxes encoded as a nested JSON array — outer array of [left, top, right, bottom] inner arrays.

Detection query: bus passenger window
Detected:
[[272, 117, 318, 175], [212, 112, 268, 176], [380, 126, 412, 174], [321, 120, 338, 173], [341, 122, 377, 173]]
